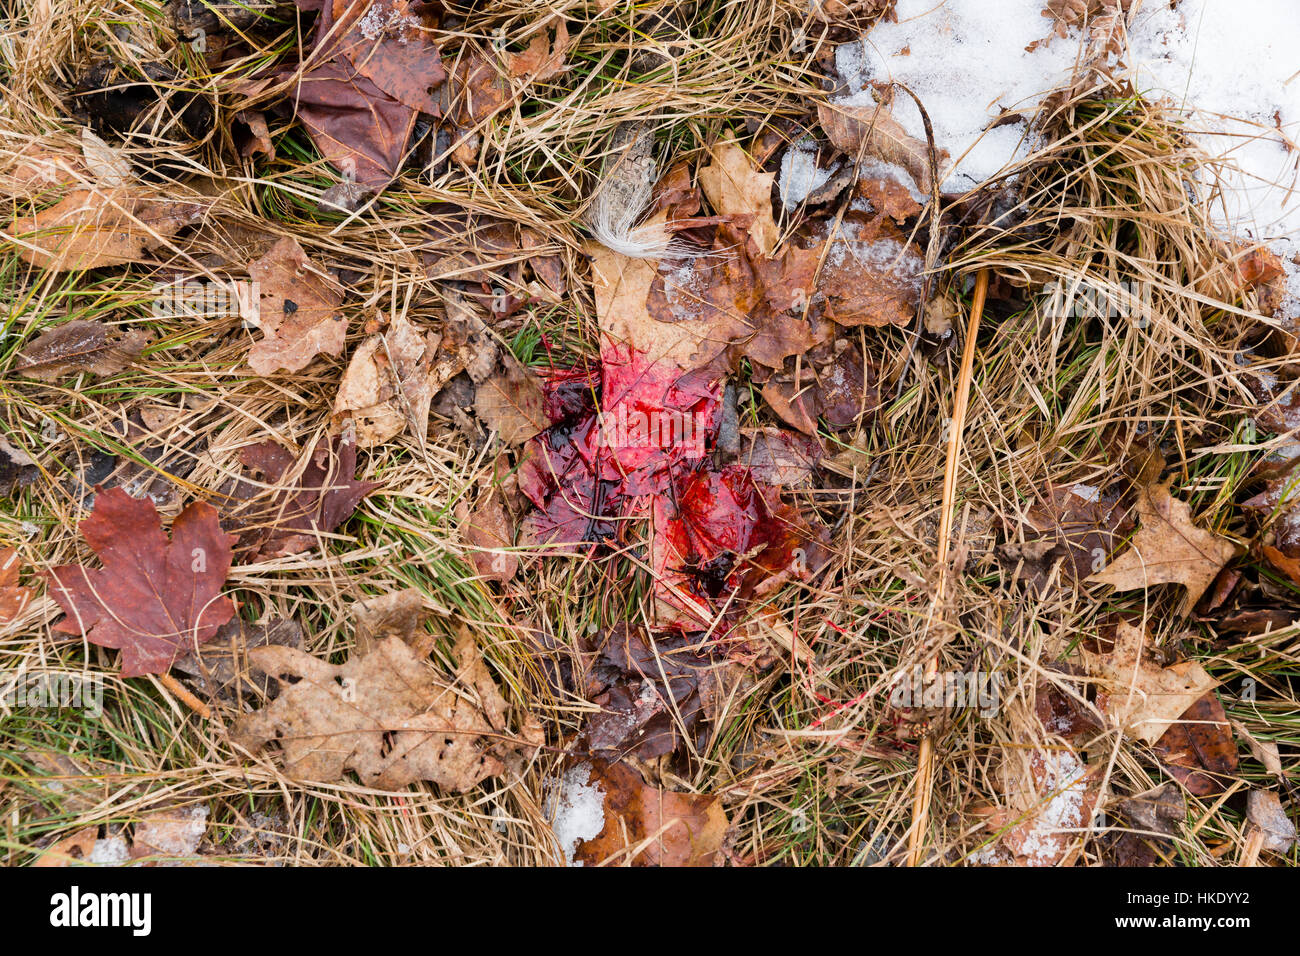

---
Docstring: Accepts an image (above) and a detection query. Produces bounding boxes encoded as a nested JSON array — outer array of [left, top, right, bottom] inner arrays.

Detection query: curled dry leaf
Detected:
[[816, 100, 947, 195], [1087, 481, 1239, 611], [1246, 790, 1297, 855], [46, 487, 236, 677], [244, 237, 347, 375], [1109, 783, 1184, 866], [571, 759, 728, 867], [4, 188, 208, 271], [13, 319, 149, 382], [1085, 621, 1218, 745], [333, 312, 440, 447], [233, 613, 535, 791], [172, 616, 304, 702], [0, 547, 33, 624]]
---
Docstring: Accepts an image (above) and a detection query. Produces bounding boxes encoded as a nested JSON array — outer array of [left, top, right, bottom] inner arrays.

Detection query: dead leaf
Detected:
[[227, 430, 380, 560], [34, 827, 99, 867], [333, 312, 439, 447], [1151, 691, 1239, 797], [986, 748, 1099, 866], [0, 547, 33, 623], [739, 428, 822, 486], [1087, 481, 1239, 610], [1246, 790, 1296, 854], [327, 0, 446, 114], [172, 616, 304, 702], [244, 237, 347, 375], [1109, 782, 1184, 866], [4, 188, 207, 271], [14, 319, 150, 382], [816, 100, 946, 195], [132, 805, 208, 859], [233, 624, 532, 791], [47, 487, 236, 677], [698, 135, 779, 258], [572, 759, 728, 866], [507, 17, 571, 81], [1086, 621, 1219, 745], [459, 487, 518, 583]]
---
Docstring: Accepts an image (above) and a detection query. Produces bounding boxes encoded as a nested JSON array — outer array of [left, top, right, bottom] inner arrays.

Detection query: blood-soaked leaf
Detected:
[[326, 0, 445, 114], [14, 320, 150, 382], [227, 430, 380, 560], [233, 612, 536, 791], [571, 759, 728, 867], [46, 487, 236, 677], [1088, 481, 1239, 611], [4, 189, 208, 271], [0, 547, 33, 624], [244, 237, 347, 375], [1151, 691, 1239, 797]]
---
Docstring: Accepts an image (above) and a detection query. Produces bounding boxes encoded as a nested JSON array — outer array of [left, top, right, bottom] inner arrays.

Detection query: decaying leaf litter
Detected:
[[0, 0, 1298, 868]]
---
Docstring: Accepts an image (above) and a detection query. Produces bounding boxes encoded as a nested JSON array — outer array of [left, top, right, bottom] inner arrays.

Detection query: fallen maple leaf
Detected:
[[13, 319, 150, 382], [233, 593, 537, 790], [325, 0, 446, 115], [47, 487, 236, 677], [568, 759, 728, 867], [244, 237, 347, 375], [1087, 481, 1239, 610]]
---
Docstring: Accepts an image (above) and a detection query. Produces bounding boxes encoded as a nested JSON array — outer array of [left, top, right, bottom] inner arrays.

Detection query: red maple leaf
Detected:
[[47, 487, 237, 677]]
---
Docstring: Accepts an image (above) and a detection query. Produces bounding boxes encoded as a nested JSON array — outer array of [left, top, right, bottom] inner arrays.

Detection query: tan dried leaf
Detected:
[[1086, 621, 1218, 744], [1087, 481, 1239, 610], [233, 626, 528, 792], [697, 136, 779, 257], [244, 237, 347, 375], [333, 313, 439, 447], [816, 101, 946, 195]]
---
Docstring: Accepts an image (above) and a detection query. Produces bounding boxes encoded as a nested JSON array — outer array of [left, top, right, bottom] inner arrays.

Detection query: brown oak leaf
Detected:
[[47, 487, 236, 677], [1087, 481, 1239, 610]]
